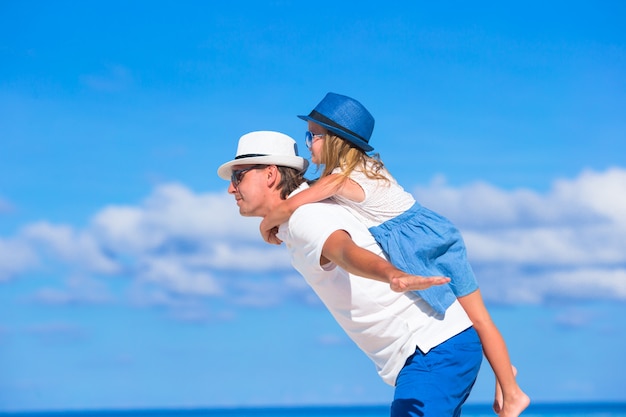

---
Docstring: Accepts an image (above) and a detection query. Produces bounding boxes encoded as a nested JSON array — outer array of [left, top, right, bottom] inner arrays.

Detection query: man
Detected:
[[217, 131, 483, 416]]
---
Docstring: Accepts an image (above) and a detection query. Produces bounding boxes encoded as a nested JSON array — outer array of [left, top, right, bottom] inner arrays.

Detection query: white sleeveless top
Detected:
[[331, 164, 415, 228]]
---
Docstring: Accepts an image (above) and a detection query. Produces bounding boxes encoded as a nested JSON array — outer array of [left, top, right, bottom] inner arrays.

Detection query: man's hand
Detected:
[[322, 230, 451, 290], [390, 275, 450, 292]]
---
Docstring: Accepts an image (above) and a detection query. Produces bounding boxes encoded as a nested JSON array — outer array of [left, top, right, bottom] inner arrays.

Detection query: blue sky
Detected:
[[1, 0, 625, 412]]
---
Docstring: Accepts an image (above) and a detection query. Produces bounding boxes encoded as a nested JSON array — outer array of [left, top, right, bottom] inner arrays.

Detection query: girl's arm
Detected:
[[260, 173, 362, 243]]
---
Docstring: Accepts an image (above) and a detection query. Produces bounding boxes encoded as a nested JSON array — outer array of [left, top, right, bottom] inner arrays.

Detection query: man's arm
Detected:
[[321, 230, 450, 289]]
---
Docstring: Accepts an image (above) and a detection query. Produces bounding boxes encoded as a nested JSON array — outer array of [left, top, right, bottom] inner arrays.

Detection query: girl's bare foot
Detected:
[[499, 390, 530, 416], [493, 366, 530, 416], [493, 378, 503, 414]]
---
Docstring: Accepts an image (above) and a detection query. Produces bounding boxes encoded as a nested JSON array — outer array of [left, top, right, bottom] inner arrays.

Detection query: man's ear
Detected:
[[266, 165, 279, 187]]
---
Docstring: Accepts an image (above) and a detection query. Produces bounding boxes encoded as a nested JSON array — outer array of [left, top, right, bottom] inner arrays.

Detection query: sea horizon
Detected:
[[2, 401, 626, 417]]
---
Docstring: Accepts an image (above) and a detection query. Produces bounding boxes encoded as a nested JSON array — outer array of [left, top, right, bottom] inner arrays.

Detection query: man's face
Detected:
[[227, 164, 270, 217]]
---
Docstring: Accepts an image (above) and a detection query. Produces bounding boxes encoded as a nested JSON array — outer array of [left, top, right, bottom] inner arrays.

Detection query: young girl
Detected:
[[260, 93, 530, 417]]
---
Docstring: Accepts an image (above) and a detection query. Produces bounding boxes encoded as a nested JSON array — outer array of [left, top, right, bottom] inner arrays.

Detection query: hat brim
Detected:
[[217, 155, 309, 180], [298, 115, 374, 152]]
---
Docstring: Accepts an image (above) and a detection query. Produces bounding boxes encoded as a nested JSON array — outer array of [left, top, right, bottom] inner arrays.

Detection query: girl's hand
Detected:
[[260, 216, 283, 244], [259, 202, 291, 244], [261, 225, 283, 245]]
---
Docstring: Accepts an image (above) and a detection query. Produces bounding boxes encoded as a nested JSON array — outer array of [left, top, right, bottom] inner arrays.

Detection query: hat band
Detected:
[[235, 153, 267, 159], [309, 110, 366, 142]]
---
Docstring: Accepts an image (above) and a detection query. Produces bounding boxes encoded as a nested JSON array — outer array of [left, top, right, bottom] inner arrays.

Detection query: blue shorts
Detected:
[[391, 327, 483, 417]]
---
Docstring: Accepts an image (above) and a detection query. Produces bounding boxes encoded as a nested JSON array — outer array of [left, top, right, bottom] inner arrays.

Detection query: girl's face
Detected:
[[307, 121, 326, 165]]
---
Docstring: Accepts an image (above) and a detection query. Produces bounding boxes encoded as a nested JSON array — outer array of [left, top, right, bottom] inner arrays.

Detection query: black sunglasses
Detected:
[[230, 165, 266, 187]]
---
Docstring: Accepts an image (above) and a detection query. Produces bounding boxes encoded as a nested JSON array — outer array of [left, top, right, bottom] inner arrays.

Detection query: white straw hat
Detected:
[[217, 131, 309, 180]]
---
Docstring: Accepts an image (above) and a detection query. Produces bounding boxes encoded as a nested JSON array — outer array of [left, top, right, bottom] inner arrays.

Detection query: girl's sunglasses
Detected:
[[305, 131, 324, 148]]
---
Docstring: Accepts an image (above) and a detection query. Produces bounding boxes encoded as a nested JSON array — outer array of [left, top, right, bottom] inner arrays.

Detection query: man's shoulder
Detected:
[[291, 199, 366, 236], [294, 198, 347, 217]]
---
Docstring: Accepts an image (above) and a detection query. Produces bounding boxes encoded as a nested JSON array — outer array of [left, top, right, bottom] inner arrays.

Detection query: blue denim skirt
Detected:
[[369, 203, 479, 314]]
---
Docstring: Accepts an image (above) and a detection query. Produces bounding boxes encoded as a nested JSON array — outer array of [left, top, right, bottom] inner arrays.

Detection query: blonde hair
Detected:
[[317, 133, 388, 185]]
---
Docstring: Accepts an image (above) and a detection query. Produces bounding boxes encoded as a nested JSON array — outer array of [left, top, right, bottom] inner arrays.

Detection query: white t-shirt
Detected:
[[276, 183, 472, 386]]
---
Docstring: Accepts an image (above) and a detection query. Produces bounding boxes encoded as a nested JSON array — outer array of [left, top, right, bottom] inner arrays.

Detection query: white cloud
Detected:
[[475, 265, 626, 304], [1, 168, 625, 309], [464, 223, 625, 266], [0, 183, 299, 313], [551, 267, 626, 300], [21, 222, 120, 274], [137, 255, 221, 296], [414, 167, 626, 228], [91, 183, 293, 273], [91, 183, 264, 254], [414, 167, 626, 303], [0, 238, 38, 281], [552, 167, 626, 226], [207, 241, 291, 271], [31, 275, 113, 305]]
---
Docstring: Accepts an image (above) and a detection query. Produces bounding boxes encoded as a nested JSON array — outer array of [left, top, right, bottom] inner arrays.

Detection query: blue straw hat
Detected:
[[298, 93, 375, 152]]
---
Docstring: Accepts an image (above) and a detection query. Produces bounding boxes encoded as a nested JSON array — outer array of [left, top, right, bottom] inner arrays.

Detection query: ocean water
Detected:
[[3, 403, 626, 417]]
